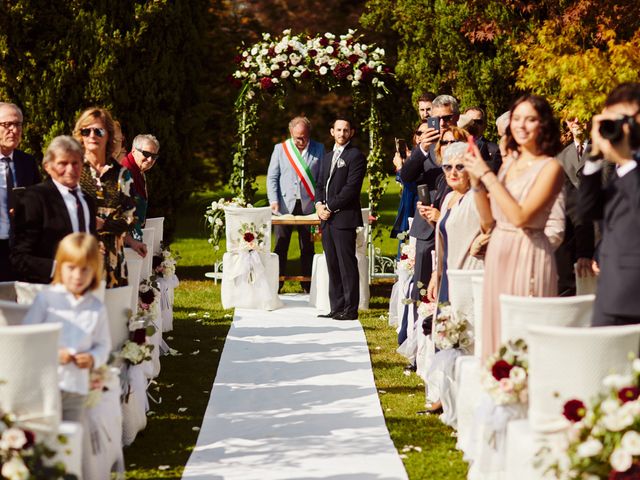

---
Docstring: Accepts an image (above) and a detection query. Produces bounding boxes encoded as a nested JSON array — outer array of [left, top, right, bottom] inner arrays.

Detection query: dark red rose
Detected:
[[300, 69, 311, 79], [609, 461, 640, 479], [287, 45, 294, 54], [152, 255, 163, 271], [308, 49, 318, 57], [233, 54, 243, 64], [139, 289, 155, 305], [348, 54, 360, 64], [491, 359, 513, 380], [244, 232, 255, 243], [267, 47, 275, 57], [359, 65, 375, 82], [227, 75, 242, 89], [618, 386, 640, 403], [23, 429, 36, 449], [333, 62, 352, 80], [400, 254, 408, 260], [562, 399, 587, 422], [131, 328, 146, 345], [271, 68, 282, 79], [319, 37, 329, 47], [259, 77, 275, 91]]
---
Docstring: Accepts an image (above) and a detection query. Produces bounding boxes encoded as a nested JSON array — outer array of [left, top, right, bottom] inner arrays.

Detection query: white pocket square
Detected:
[[336, 159, 346, 168]]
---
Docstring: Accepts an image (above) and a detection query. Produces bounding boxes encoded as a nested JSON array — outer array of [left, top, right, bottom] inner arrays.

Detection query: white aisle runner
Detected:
[[182, 295, 408, 480]]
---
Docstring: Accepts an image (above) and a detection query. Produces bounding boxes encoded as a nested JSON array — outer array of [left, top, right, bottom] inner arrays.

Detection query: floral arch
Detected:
[[229, 29, 391, 217]]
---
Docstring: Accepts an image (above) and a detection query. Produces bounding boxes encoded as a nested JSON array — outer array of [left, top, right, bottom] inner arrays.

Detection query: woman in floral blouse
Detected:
[[73, 107, 137, 288]]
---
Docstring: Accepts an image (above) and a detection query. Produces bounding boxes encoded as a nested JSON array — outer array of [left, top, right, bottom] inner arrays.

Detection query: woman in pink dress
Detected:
[[463, 95, 564, 360]]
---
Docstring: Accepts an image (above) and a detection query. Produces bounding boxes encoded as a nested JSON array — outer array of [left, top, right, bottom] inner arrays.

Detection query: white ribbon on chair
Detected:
[[226, 251, 272, 304]]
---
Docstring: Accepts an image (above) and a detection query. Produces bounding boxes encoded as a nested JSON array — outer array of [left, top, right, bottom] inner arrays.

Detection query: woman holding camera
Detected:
[[464, 94, 564, 360]]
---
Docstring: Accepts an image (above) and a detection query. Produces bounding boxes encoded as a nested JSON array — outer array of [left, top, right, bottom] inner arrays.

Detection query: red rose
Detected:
[[319, 37, 329, 47], [233, 54, 243, 64], [308, 49, 318, 57], [333, 62, 352, 80], [359, 65, 374, 82], [618, 386, 640, 403], [562, 399, 586, 422], [609, 461, 640, 479], [259, 77, 275, 91], [267, 47, 275, 57], [491, 359, 513, 380], [139, 289, 155, 305], [244, 232, 255, 243], [400, 254, 408, 260], [300, 69, 311, 79], [131, 329, 146, 345], [348, 54, 360, 64], [23, 429, 35, 449]]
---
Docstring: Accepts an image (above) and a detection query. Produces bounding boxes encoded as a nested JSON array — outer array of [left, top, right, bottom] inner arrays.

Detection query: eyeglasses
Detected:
[[136, 148, 159, 160], [440, 114, 455, 123], [442, 164, 465, 173], [439, 140, 456, 146], [0, 121, 23, 130], [80, 127, 106, 138]]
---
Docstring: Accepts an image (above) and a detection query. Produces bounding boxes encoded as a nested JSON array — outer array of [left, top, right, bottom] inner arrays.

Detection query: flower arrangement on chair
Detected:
[[481, 339, 529, 405], [0, 403, 75, 479], [152, 245, 180, 279], [237, 222, 267, 253], [204, 197, 252, 253], [396, 242, 416, 275], [542, 356, 640, 479], [432, 303, 473, 353]]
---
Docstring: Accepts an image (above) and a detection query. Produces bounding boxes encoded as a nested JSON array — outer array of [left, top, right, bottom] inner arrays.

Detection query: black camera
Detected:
[[599, 115, 640, 147]]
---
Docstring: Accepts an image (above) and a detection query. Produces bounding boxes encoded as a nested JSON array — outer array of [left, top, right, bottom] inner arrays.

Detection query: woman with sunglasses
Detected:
[[463, 94, 564, 361], [74, 107, 136, 288]]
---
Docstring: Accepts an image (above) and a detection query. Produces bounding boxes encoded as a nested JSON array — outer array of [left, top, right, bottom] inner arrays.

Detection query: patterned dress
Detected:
[[80, 159, 136, 288]]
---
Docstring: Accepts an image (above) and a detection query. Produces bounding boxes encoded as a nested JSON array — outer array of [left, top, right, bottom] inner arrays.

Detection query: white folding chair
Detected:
[[500, 294, 595, 344], [221, 206, 281, 310], [504, 324, 640, 479], [448, 269, 484, 323], [0, 299, 30, 325], [144, 216, 164, 255], [126, 258, 143, 312], [141, 227, 155, 279], [104, 286, 133, 351], [0, 323, 61, 432], [14, 281, 48, 305]]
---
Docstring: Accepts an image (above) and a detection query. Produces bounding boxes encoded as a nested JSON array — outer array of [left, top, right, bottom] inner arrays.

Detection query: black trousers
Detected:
[[321, 222, 359, 315], [0, 239, 14, 281], [274, 200, 314, 289], [411, 237, 435, 301], [592, 299, 640, 327]]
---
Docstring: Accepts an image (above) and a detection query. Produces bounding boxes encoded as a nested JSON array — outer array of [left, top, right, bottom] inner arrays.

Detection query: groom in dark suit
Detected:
[[12, 136, 96, 283], [315, 117, 367, 320], [579, 82, 640, 326], [0, 102, 40, 280]]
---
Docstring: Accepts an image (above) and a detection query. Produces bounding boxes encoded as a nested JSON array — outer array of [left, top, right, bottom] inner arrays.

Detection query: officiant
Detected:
[[267, 116, 324, 292]]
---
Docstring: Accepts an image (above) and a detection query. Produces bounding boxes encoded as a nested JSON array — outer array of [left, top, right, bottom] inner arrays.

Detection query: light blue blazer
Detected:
[[266, 139, 324, 214]]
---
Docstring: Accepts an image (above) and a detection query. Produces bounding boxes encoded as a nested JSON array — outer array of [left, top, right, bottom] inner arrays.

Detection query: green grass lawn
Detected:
[[124, 176, 468, 479]]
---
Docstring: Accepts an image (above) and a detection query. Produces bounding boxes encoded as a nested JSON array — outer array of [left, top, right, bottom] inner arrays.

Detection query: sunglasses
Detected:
[[440, 114, 455, 123], [80, 127, 106, 138], [442, 164, 465, 173], [415, 129, 428, 136], [439, 140, 456, 146], [137, 148, 159, 160]]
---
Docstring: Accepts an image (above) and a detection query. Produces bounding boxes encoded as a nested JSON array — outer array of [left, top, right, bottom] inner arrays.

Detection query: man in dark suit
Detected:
[[463, 106, 502, 173], [556, 117, 595, 296], [400, 95, 458, 309], [315, 117, 367, 320], [0, 102, 41, 280], [579, 82, 640, 326], [12, 135, 96, 284]]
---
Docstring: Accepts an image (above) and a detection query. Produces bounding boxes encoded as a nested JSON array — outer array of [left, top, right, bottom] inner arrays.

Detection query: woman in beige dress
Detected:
[[463, 94, 564, 360]]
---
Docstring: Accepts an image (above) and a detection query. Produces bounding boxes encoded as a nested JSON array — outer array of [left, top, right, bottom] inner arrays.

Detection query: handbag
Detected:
[[470, 228, 492, 258]]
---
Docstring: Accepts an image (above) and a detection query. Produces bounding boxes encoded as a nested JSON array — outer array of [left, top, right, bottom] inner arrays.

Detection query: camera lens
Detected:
[[599, 118, 624, 142]]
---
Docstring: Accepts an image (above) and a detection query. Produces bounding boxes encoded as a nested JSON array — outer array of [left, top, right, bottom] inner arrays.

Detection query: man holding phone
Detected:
[[400, 95, 459, 309]]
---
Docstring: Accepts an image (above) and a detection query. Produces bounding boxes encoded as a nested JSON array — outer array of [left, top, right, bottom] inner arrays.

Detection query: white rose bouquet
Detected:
[[118, 340, 154, 366], [481, 339, 529, 405], [432, 303, 473, 353], [204, 196, 251, 252]]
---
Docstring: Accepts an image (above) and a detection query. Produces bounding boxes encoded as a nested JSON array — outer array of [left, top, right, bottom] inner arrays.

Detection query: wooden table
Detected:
[[271, 216, 320, 282]]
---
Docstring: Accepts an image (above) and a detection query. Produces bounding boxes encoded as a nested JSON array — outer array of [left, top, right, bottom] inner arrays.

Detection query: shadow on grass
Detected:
[[176, 265, 217, 281]]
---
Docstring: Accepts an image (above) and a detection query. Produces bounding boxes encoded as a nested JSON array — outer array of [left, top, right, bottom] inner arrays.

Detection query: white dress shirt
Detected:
[[51, 179, 91, 233], [0, 151, 15, 239], [583, 159, 638, 178], [23, 284, 111, 395]]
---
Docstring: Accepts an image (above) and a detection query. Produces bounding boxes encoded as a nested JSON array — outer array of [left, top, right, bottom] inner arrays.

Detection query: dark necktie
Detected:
[[576, 143, 584, 159], [68, 188, 86, 232], [2, 157, 14, 213]]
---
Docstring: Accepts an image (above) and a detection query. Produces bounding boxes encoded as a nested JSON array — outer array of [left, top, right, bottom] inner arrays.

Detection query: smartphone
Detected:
[[395, 138, 408, 159], [427, 116, 440, 132], [417, 184, 430, 205]]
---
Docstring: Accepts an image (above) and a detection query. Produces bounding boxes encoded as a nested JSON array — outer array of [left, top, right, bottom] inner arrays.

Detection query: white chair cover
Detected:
[[0, 281, 16, 301], [221, 207, 281, 310], [574, 263, 598, 295], [104, 286, 133, 351], [126, 258, 143, 312], [500, 294, 595, 344], [141, 228, 155, 279], [144, 217, 164, 255], [93, 280, 107, 303], [121, 364, 148, 446], [158, 274, 179, 332], [0, 323, 61, 432], [15, 281, 48, 305], [83, 366, 124, 479], [447, 269, 484, 324], [355, 208, 370, 256], [0, 299, 30, 325], [388, 269, 412, 327]]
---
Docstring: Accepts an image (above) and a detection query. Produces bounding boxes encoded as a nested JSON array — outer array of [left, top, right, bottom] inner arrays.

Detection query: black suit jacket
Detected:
[[12, 149, 41, 187], [11, 178, 97, 283], [316, 143, 367, 229], [399, 145, 447, 240], [477, 136, 502, 173], [579, 164, 640, 316]]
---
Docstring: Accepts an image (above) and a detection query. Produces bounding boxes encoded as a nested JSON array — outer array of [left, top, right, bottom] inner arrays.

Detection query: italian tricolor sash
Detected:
[[282, 138, 316, 201]]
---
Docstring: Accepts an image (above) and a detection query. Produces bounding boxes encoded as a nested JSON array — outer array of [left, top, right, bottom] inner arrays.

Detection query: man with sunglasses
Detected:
[[579, 82, 640, 326], [400, 95, 459, 326], [121, 134, 160, 252], [463, 106, 502, 173], [0, 102, 40, 280]]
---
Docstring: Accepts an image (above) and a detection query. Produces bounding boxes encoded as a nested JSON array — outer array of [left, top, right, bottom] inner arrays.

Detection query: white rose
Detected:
[[281, 70, 290, 79], [0, 427, 28, 450], [319, 66, 328, 75], [601, 398, 621, 414], [576, 437, 603, 458], [215, 218, 223, 226], [602, 410, 634, 431], [1, 456, 29, 480], [603, 374, 633, 390], [633, 358, 640, 373], [326, 46, 334, 54], [509, 366, 527, 383], [621, 430, 640, 455], [250, 46, 258, 56], [610, 447, 633, 472]]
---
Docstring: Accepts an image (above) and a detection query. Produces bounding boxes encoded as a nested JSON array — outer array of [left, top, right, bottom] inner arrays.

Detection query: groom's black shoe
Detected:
[[318, 311, 339, 318], [334, 311, 358, 320]]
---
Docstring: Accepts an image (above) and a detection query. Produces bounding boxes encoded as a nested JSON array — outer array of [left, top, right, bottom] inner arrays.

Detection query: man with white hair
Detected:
[[12, 135, 96, 283], [0, 102, 40, 280]]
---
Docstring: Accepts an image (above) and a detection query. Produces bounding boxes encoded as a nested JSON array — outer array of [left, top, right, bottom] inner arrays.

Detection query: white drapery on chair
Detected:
[[309, 208, 370, 311], [503, 324, 640, 479], [104, 286, 133, 351], [144, 217, 164, 255], [0, 299, 29, 325], [126, 258, 143, 312], [141, 228, 155, 279], [221, 206, 281, 310]]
